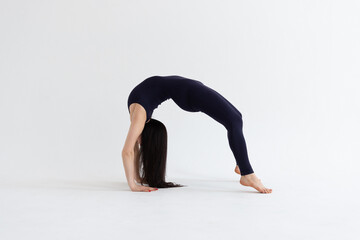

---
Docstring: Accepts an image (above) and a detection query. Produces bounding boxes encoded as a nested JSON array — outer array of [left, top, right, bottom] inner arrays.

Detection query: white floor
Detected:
[[1, 174, 359, 240]]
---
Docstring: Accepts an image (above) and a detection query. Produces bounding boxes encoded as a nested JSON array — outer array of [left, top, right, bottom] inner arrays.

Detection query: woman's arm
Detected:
[[122, 106, 157, 192]]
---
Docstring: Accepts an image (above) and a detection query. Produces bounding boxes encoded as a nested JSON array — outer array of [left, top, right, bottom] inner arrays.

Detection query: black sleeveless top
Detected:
[[127, 75, 203, 122]]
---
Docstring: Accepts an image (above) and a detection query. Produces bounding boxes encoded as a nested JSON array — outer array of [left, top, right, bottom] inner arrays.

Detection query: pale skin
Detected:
[[123, 103, 272, 193], [235, 165, 272, 193]]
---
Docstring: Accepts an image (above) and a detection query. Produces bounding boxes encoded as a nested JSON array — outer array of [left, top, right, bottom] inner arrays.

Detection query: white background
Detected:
[[1, 1, 359, 239]]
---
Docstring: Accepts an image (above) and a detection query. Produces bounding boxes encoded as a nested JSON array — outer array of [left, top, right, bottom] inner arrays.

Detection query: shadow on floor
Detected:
[[0, 177, 261, 194]]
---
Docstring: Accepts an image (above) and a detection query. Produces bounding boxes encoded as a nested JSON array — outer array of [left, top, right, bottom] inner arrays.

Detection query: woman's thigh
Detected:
[[188, 83, 241, 127]]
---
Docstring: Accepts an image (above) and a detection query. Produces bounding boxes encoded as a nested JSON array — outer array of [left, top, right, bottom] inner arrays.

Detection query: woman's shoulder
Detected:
[[128, 103, 147, 124]]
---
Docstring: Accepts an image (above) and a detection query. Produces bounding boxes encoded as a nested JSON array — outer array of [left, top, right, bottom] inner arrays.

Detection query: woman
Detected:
[[122, 75, 272, 193]]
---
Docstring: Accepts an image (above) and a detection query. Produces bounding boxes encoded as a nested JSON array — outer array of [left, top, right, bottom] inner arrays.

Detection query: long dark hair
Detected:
[[135, 118, 184, 188]]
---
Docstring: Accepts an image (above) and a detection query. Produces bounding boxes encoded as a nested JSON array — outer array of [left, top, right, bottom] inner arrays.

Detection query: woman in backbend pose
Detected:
[[122, 75, 272, 194]]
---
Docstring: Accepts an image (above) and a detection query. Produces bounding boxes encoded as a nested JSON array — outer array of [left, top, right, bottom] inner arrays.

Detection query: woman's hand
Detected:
[[130, 184, 158, 192]]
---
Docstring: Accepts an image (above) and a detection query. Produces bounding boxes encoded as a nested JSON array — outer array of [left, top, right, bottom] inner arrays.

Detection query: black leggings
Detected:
[[171, 78, 254, 175]]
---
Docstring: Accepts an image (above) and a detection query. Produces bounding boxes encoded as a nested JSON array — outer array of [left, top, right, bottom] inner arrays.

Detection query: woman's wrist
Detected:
[[128, 179, 138, 189]]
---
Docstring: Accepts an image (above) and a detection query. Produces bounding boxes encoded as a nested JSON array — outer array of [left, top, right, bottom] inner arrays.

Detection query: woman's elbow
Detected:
[[122, 149, 134, 158]]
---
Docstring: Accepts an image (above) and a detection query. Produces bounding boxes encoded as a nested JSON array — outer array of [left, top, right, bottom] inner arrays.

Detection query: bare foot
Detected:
[[234, 165, 241, 175], [240, 173, 272, 194]]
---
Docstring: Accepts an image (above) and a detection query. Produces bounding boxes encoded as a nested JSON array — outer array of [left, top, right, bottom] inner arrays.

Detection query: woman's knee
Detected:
[[227, 113, 243, 130]]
